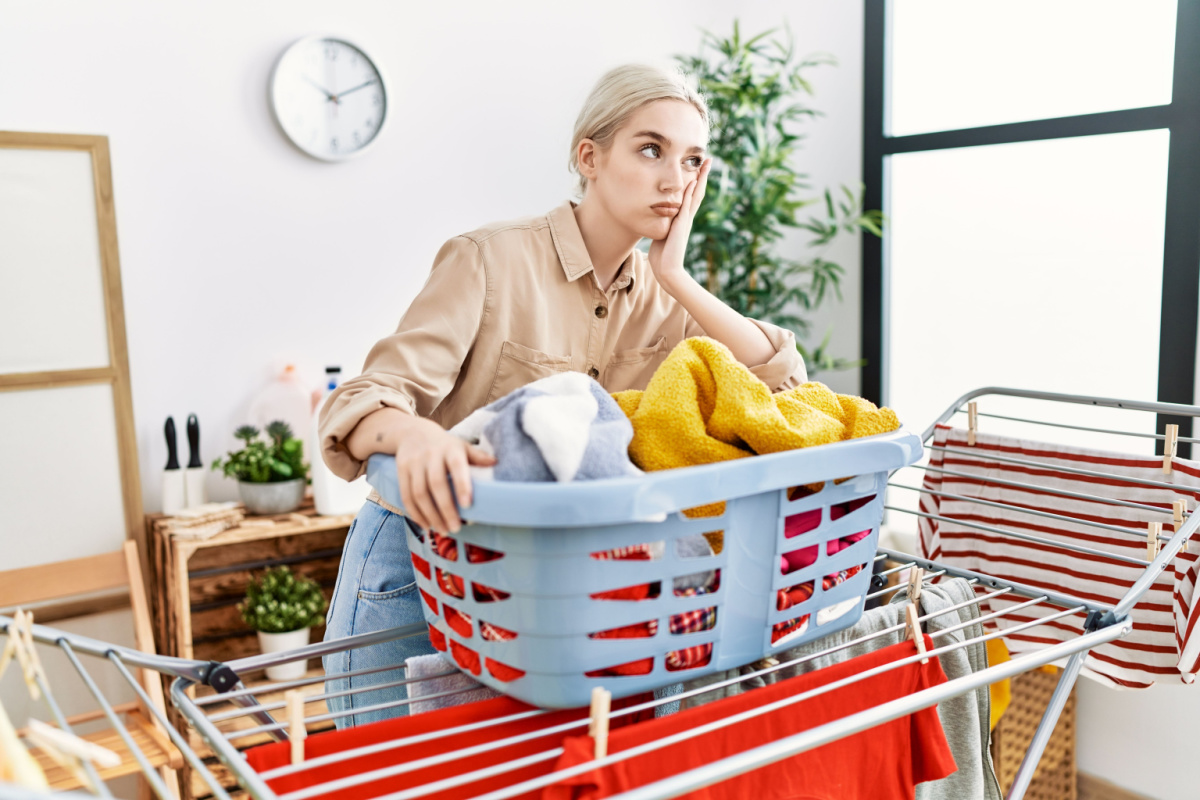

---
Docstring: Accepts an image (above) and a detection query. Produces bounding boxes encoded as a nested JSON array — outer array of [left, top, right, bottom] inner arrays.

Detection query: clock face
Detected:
[[270, 36, 387, 161]]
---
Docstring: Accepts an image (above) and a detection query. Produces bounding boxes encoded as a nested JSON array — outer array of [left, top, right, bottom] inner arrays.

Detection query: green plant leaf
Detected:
[[673, 19, 882, 374]]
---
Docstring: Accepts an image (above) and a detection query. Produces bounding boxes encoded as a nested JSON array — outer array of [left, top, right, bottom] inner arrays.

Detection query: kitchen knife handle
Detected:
[[187, 413, 202, 469], [165, 416, 180, 470]]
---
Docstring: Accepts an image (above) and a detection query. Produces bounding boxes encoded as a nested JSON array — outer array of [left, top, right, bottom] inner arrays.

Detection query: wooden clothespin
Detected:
[[967, 402, 978, 446], [0, 610, 47, 701], [24, 718, 119, 794], [904, 567, 928, 664], [1147, 521, 1162, 561], [0, 700, 48, 789], [25, 719, 119, 769], [905, 604, 929, 665], [588, 686, 611, 760], [907, 566, 924, 606], [287, 690, 306, 766], [1174, 499, 1188, 552], [1163, 424, 1179, 475]]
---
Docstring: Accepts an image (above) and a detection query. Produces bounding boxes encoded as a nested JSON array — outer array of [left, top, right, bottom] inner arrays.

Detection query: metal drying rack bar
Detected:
[[2, 387, 1196, 800]]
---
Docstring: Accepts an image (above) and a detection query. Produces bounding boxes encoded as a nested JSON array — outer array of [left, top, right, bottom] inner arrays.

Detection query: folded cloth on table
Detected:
[[404, 653, 501, 715], [450, 371, 641, 483]]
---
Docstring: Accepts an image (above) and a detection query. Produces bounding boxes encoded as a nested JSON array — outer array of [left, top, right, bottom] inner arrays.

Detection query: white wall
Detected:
[[0, 3, 862, 794], [3, 5, 1196, 800], [0, 0, 865, 516]]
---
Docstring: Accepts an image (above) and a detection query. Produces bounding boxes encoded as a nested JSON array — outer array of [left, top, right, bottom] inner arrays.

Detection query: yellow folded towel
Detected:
[[613, 337, 901, 546]]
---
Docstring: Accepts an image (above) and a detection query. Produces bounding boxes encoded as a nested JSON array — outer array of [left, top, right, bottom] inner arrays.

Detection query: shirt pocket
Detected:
[[486, 340, 572, 403], [603, 336, 670, 392]]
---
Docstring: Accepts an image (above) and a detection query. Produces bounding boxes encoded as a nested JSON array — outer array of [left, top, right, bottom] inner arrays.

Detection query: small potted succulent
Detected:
[[239, 565, 328, 680], [212, 421, 310, 515]]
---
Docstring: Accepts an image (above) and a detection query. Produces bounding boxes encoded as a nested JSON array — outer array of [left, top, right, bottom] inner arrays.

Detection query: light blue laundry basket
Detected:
[[365, 427, 922, 708]]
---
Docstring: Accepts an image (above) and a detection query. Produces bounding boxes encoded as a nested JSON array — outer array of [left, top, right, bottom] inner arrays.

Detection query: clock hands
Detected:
[[303, 75, 376, 107], [303, 75, 337, 103], [337, 78, 378, 99]]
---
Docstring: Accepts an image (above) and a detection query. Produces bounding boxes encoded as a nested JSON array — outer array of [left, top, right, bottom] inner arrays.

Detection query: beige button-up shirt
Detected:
[[319, 199, 808, 483]]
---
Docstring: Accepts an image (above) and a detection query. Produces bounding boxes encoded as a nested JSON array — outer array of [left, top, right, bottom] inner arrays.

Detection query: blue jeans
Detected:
[[323, 500, 435, 729]]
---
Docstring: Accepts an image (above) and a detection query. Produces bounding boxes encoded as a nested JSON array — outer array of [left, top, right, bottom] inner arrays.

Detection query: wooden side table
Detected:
[[146, 498, 354, 664], [145, 498, 356, 799]]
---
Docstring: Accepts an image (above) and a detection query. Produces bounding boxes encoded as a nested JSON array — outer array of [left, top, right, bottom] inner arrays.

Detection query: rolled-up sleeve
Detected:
[[683, 314, 808, 392], [318, 236, 487, 480]]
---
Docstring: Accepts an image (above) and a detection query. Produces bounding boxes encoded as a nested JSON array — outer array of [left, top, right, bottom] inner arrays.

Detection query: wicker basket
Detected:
[[991, 668, 1077, 800]]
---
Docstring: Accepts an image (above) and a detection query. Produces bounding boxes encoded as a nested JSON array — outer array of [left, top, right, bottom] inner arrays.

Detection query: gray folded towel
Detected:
[[404, 653, 501, 715]]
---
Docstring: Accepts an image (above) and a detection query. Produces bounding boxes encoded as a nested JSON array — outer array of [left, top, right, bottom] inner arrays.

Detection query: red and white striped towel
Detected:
[[918, 424, 1200, 688]]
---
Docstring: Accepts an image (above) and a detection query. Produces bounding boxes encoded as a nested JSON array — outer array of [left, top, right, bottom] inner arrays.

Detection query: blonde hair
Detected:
[[569, 64, 709, 197]]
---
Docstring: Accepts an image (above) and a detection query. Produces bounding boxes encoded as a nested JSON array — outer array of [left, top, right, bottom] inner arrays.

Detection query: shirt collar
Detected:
[[547, 199, 637, 293]]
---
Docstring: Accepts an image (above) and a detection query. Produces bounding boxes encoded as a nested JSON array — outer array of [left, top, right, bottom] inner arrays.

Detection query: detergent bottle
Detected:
[[310, 366, 371, 515], [247, 364, 313, 449]]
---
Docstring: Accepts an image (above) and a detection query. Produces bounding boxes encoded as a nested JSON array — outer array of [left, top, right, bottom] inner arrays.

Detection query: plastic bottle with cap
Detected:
[[310, 366, 371, 515], [247, 364, 313, 450]]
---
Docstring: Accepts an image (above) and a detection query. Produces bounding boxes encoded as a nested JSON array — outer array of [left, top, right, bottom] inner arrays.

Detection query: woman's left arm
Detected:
[[648, 158, 776, 368]]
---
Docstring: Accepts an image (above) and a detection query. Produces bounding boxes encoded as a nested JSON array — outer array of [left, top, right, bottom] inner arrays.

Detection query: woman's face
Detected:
[[586, 99, 708, 240]]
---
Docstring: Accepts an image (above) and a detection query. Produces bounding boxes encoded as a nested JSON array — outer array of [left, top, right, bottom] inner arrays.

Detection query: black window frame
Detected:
[[862, 0, 1200, 455]]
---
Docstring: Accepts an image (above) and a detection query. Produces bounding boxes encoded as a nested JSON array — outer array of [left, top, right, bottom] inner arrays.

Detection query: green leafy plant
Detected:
[[676, 21, 884, 374], [239, 566, 327, 633], [211, 421, 310, 484]]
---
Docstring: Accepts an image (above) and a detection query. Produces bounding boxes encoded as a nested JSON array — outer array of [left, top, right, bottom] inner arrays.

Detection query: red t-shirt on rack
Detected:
[[244, 692, 656, 800], [544, 637, 955, 800]]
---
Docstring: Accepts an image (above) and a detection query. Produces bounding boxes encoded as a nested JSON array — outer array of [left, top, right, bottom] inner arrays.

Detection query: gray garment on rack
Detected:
[[680, 577, 1001, 800], [404, 653, 500, 714]]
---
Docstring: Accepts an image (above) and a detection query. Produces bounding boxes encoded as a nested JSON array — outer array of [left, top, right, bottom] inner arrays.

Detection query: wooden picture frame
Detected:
[[0, 131, 145, 598]]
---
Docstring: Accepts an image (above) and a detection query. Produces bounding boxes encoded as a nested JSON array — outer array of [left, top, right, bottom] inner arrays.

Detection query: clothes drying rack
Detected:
[[2, 387, 1196, 800]]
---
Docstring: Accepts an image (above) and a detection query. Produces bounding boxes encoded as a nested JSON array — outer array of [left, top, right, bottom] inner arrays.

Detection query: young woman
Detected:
[[318, 63, 807, 727]]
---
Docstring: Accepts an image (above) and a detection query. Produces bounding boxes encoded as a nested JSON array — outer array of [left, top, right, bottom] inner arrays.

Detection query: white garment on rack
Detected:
[[919, 424, 1200, 688]]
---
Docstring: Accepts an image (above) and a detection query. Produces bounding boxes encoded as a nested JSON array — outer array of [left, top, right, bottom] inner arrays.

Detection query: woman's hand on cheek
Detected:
[[648, 158, 711, 293]]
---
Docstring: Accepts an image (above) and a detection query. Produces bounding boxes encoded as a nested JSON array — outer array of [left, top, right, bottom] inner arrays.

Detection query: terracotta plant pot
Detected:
[[238, 478, 305, 515], [256, 627, 311, 681]]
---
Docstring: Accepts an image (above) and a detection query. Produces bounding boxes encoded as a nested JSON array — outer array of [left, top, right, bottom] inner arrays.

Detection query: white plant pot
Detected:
[[257, 627, 311, 681]]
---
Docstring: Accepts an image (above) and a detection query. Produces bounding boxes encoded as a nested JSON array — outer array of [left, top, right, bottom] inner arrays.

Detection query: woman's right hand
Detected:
[[394, 417, 497, 534]]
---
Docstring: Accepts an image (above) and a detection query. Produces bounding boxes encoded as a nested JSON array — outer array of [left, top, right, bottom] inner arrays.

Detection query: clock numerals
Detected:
[[274, 37, 385, 160]]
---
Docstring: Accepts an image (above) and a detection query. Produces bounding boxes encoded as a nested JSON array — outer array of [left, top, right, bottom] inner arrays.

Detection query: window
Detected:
[[863, 1, 1200, 449]]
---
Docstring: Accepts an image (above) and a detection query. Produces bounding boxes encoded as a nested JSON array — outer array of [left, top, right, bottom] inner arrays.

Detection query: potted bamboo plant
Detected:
[[212, 421, 310, 515], [239, 565, 328, 680]]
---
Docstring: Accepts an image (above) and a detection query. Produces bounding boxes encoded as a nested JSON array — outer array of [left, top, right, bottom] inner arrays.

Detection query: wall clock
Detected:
[[270, 35, 388, 161]]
